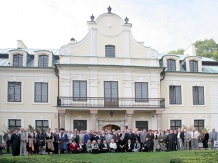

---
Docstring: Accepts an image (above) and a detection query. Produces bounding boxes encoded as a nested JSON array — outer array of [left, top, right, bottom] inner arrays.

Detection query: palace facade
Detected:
[[1, 7, 218, 134]]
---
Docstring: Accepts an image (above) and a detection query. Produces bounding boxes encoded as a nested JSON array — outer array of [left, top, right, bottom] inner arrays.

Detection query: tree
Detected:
[[213, 50, 218, 61], [167, 49, 184, 54], [195, 38, 218, 58]]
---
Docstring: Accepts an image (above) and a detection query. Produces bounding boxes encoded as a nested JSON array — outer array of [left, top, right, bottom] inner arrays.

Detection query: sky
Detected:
[[0, 0, 218, 53]]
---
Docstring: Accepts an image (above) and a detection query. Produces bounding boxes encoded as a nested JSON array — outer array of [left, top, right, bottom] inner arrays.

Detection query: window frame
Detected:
[[167, 59, 176, 71], [170, 120, 182, 130], [189, 60, 198, 72], [105, 45, 115, 58], [193, 86, 204, 105], [194, 119, 205, 132], [8, 82, 21, 102], [8, 119, 21, 131], [135, 121, 148, 131], [38, 55, 49, 68], [135, 82, 149, 102], [34, 82, 48, 103], [73, 120, 87, 132], [73, 80, 87, 101], [13, 54, 23, 67], [169, 85, 182, 105], [35, 120, 49, 132]]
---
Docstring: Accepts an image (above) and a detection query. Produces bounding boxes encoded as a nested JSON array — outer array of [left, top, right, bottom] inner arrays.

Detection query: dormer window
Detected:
[[13, 54, 23, 67], [38, 55, 49, 67], [105, 45, 115, 57], [189, 60, 198, 72], [167, 59, 176, 71]]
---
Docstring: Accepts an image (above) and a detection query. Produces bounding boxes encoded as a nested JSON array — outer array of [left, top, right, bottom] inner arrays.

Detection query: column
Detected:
[[58, 109, 66, 129], [156, 110, 163, 129], [126, 110, 134, 129], [90, 110, 98, 131]]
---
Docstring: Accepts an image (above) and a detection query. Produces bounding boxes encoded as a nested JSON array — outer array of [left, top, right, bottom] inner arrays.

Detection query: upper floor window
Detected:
[[105, 45, 115, 57], [8, 82, 21, 102], [73, 80, 87, 101], [13, 54, 23, 67], [193, 86, 204, 105], [169, 85, 182, 104], [135, 82, 148, 102], [38, 55, 49, 67], [35, 82, 48, 103], [189, 60, 198, 72], [167, 59, 176, 71]]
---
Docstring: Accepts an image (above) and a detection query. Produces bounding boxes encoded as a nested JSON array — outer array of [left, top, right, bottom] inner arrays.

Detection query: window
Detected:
[[189, 60, 198, 72], [73, 120, 87, 132], [193, 86, 204, 105], [135, 82, 148, 102], [136, 121, 148, 131], [194, 120, 204, 132], [8, 82, 21, 102], [170, 120, 181, 130], [104, 81, 118, 107], [169, 85, 182, 104], [13, 54, 23, 67], [105, 45, 115, 57], [8, 119, 21, 131], [34, 82, 48, 102], [167, 59, 176, 71], [38, 55, 49, 67], [35, 120, 49, 132], [73, 81, 87, 101]]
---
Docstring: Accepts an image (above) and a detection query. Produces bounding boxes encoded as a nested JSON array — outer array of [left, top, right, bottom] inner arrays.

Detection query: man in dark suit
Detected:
[[84, 131, 91, 144], [11, 129, 21, 156], [126, 139, 133, 152], [124, 129, 133, 144], [166, 130, 176, 151], [176, 128, 184, 150], [3, 130, 12, 154]]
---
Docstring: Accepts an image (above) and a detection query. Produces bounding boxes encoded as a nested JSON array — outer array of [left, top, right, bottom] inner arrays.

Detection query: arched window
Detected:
[[167, 59, 176, 71], [105, 45, 115, 57], [189, 60, 198, 72], [38, 55, 49, 67], [13, 54, 23, 67]]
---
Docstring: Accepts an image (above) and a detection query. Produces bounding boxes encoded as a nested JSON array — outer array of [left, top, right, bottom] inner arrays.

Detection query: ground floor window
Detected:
[[170, 120, 181, 130], [35, 120, 49, 132], [194, 120, 204, 132], [8, 119, 21, 131], [73, 120, 87, 131], [135, 121, 148, 130]]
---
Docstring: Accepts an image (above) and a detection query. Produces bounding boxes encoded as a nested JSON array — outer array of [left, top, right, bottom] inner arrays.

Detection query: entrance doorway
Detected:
[[103, 124, 120, 131]]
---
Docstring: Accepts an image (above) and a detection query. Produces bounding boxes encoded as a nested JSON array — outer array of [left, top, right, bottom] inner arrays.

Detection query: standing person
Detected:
[[140, 129, 147, 147], [158, 131, 167, 151], [36, 129, 45, 155], [19, 128, 28, 156], [113, 131, 120, 144], [67, 130, 73, 153], [3, 130, 12, 154], [166, 130, 176, 151], [11, 129, 21, 156], [100, 131, 106, 143], [33, 130, 39, 154], [106, 130, 113, 144], [176, 128, 184, 150], [202, 130, 209, 150], [184, 129, 191, 150], [73, 131, 80, 144], [58, 128, 68, 154], [209, 128, 217, 150], [53, 130, 59, 154], [190, 128, 199, 150], [27, 130, 35, 155], [124, 129, 133, 144], [45, 128, 54, 154], [84, 131, 91, 144], [153, 130, 159, 152], [146, 130, 154, 152]]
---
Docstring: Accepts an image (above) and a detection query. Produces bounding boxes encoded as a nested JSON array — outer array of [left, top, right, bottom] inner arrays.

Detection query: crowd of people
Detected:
[[2, 127, 218, 156]]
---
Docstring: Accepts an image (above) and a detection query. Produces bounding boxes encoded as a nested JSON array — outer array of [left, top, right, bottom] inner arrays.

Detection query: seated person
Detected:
[[118, 137, 126, 152], [132, 139, 141, 152], [86, 140, 92, 153], [77, 141, 86, 153], [101, 140, 109, 153], [91, 140, 99, 154], [141, 142, 148, 152], [69, 141, 78, 154], [126, 139, 133, 152], [109, 139, 117, 153], [97, 139, 102, 153]]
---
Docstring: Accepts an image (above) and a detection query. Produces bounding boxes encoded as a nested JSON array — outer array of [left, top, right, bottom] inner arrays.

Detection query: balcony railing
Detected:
[[57, 97, 165, 109]]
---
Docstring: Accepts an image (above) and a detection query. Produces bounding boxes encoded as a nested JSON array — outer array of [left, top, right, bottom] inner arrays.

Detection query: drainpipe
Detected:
[[160, 67, 166, 81], [54, 65, 60, 129]]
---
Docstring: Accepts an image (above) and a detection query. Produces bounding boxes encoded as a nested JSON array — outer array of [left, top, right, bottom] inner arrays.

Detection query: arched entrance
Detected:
[[103, 124, 120, 131]]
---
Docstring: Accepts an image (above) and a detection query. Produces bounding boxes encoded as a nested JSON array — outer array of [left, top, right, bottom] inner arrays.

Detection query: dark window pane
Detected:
[[74, 120, 87, 132], [167, 59, 176, 71], [13, 54, 23, 67], [194, 120, 204, 132], [136, 121, 148, 131], [105, 45, 115, 57], [8, 82, 21, 102], [190, 60, 198, 72], [169, 86, 182, 104], [170, 120, 181, 130], [104, 81, 118, 107], [35, 82, 48, 102], [35, 120, 49, 132], [135, 82, 148, 102], [8, 119, 21, 131], [193, 86, 204, 105], [38, 55, 49, 67], [73, 81, 87, 101]]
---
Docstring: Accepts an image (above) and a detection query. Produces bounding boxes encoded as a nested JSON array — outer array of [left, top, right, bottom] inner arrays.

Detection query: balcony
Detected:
[[57, 97, 165, 109]]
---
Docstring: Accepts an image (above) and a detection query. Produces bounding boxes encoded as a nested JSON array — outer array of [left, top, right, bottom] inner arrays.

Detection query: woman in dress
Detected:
[[91, 140, 99, 154], [36, 129, 45, 155], [27, 129, 35, 155], [86, 140, 92, 153], [203, 130, 209, 150], [45, 128, 54, 154]]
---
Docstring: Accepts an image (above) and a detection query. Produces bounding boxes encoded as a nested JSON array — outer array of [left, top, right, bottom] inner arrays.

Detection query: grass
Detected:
[[0, 150, 202, 163]]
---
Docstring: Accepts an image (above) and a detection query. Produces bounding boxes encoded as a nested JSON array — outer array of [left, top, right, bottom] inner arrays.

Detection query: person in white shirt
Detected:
[[190, 128, 199, 150], [109, 139, 117, 153]]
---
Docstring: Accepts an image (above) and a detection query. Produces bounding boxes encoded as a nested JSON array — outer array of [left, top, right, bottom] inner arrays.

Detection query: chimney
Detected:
[[184, 44, 196, 56], [17, 40, 27, 49]]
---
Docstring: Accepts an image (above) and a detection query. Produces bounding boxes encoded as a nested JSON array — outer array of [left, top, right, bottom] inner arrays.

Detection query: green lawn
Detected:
[[0, 150, 209, 163]]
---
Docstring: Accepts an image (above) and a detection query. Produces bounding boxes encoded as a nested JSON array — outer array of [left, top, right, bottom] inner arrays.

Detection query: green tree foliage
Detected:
[[167, 49, 184, 54]]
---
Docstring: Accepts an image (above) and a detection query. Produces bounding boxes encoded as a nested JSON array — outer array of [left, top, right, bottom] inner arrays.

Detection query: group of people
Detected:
[[2, 127, 218, 156]]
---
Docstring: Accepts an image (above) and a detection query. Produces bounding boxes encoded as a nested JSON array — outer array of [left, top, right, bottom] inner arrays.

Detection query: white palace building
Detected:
[[1, 7, 218, 134]]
